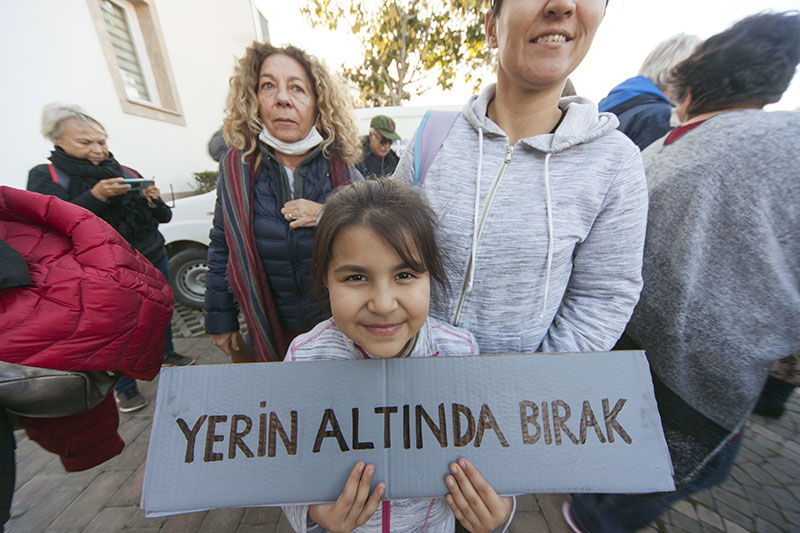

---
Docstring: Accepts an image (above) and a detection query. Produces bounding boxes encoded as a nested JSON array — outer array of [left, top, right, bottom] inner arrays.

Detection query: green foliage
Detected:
[[302, 0, 492, 106], [192, 171, 219, 194]]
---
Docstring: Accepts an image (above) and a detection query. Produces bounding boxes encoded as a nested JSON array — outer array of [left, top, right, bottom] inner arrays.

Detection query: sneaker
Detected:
[[562, 501, 584, 533], [163, 352, 196, 367], [115, 388, 148, 413]]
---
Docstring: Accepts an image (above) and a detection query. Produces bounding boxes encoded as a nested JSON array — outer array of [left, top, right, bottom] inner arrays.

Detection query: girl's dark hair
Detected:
[[670, 11, 800, 117], [312, 179, 449, 301]]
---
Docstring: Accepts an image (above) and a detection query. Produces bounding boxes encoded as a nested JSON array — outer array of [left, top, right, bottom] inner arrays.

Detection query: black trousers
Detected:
[[0, 410, 16, 530]]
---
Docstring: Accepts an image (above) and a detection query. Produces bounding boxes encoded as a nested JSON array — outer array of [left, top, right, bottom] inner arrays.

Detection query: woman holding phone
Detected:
[[27, 102, 194, 413]]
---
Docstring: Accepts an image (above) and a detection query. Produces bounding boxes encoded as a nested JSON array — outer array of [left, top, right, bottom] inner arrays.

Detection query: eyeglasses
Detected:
[[371, 132, 393, 146]]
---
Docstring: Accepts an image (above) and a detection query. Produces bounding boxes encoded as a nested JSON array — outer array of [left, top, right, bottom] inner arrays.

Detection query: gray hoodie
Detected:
[[393, 85, 648, 354]]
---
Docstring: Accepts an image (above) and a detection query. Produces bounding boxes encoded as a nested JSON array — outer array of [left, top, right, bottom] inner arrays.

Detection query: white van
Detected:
[[162, 105, 459, 308]]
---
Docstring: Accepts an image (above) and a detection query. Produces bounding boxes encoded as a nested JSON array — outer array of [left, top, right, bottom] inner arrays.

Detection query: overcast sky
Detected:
[[259, 0, 800, 110]]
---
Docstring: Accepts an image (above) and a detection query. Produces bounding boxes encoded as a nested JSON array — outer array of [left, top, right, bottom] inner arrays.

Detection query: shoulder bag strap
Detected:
[[413, 110, 460, 187]]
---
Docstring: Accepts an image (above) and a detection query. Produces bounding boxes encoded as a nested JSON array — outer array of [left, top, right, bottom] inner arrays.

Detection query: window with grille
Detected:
[[99, 0, 151, 102], [89, 0, 183, 124]]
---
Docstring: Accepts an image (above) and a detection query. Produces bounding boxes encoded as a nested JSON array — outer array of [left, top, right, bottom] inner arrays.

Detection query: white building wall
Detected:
[[0, 0, 258, 193]]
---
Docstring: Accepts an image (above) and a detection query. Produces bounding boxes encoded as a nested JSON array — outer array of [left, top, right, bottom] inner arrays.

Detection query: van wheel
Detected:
[[168, 247, 208, 309]]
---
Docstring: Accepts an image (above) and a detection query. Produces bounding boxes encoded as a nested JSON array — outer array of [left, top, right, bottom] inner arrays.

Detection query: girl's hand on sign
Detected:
[[444, 458, 513, 533], [308, 461, 385, 533]]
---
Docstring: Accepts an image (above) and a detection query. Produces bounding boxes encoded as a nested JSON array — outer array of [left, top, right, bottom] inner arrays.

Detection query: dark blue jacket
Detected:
[[598, 76, 674, 151], [205, 145, 332, 335]]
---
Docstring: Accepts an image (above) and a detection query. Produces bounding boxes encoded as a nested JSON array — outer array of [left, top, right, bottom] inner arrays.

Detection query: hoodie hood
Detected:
[[391, 83, 647, 356], [453, 84, 622, 323], [462, 84, 620, 153], [598, 75, 670, 113]]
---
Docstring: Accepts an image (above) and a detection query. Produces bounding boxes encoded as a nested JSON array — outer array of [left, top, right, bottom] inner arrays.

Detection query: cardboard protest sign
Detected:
[[142, 351, 673, 516]]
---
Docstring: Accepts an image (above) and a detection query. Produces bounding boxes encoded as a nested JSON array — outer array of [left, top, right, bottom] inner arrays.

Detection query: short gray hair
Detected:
[[638, 34, 702, 93], [41, 102, 106, 143]]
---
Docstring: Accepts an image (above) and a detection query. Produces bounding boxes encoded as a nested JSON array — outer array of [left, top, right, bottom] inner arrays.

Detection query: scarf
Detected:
[[48, 147, 157, 244], [219, 143, 356, 362]]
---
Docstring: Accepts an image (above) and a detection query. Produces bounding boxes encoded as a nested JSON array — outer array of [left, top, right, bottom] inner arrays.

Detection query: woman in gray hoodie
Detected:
[[393, 0, 647, 357]]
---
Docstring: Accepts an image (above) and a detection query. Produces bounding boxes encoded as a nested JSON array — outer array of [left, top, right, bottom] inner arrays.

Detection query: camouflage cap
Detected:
[[369, 115, 401, 140]]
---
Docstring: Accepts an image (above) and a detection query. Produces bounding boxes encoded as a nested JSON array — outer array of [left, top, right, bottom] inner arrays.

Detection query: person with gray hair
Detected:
[[565, 12, 800, 531], [27, 102, 195, 413], [40, 102, 107, 143], [598, 33, 701, 149]]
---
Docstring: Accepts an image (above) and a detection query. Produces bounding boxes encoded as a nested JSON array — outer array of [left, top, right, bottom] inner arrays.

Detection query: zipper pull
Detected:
[[505, 145, 514, 163]]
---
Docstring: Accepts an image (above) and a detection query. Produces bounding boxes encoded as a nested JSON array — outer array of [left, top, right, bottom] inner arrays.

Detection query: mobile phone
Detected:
[[122, 178, 154, 190]]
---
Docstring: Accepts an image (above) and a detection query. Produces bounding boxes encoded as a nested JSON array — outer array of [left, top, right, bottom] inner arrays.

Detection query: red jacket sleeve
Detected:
[[20, 394, 124, 472]]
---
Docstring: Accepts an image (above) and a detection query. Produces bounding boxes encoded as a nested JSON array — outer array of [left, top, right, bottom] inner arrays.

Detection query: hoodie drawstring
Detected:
[[539, 152, 554, 319], [381, 500, 390, 533], [467, 127, 484, 293]]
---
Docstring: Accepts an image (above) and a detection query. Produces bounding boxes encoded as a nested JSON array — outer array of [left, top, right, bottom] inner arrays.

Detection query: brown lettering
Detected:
[[519, 401, 541, 445], [542, 402, 553, 444], [579, 401, 606, 444], [352, 408, 374, 450], [415, 403, 447, 449], [542, 401, 552, 445], [551, 400, 579, 445], [258, 413, 267, 457], [312, 409, 349, 453], [452, 403, 475, 447], [603, 398, 631, 444], [204, 415, 227, 462], [474, 403, 509, 448], [176, 415, 207, 463], [228, 414, 254, 459], [374, 406, 398, 448], [403, 404, 411, 449], [269, 411, 298, 456]]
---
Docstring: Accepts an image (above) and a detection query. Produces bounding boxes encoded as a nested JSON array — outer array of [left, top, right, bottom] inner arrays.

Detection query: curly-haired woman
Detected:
[[205, 43, 362, 362]]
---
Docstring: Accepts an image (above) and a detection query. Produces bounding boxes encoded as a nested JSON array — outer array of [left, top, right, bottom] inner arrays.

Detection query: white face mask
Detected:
[[258, 124, 323, 156]]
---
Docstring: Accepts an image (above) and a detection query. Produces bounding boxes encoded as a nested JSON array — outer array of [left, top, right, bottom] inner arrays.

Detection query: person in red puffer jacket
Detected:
[[0, 186, 174, 526]]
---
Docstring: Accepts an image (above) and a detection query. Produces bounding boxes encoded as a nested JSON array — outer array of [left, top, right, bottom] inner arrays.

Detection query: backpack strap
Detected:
[[48, 164, 71, 190], [413, 110, 460, 187], [120, 166, 140, 180]]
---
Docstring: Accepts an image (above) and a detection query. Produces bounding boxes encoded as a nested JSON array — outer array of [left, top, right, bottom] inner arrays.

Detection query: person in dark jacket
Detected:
[[356, 115, 400, 178], [598, 33, 700, 150], [206, 42, 361, 363], [27, 103, 194, 413], [565, 12, 800, 532]]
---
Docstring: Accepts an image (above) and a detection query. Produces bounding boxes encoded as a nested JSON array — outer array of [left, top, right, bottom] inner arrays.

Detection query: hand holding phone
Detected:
[[122, 178, 155, 190]]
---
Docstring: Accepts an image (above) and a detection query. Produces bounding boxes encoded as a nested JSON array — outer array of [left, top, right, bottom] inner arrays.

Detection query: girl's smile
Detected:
[[325, 225, 430, 359], [362, 323, 403, 336]]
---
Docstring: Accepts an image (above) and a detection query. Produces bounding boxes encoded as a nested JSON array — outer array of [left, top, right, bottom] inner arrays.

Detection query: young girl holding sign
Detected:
[[281, 179, 514, 532]]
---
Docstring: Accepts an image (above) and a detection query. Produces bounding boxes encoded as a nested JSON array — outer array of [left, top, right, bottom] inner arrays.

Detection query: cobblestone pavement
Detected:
[[6, 304, 799, 532]]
